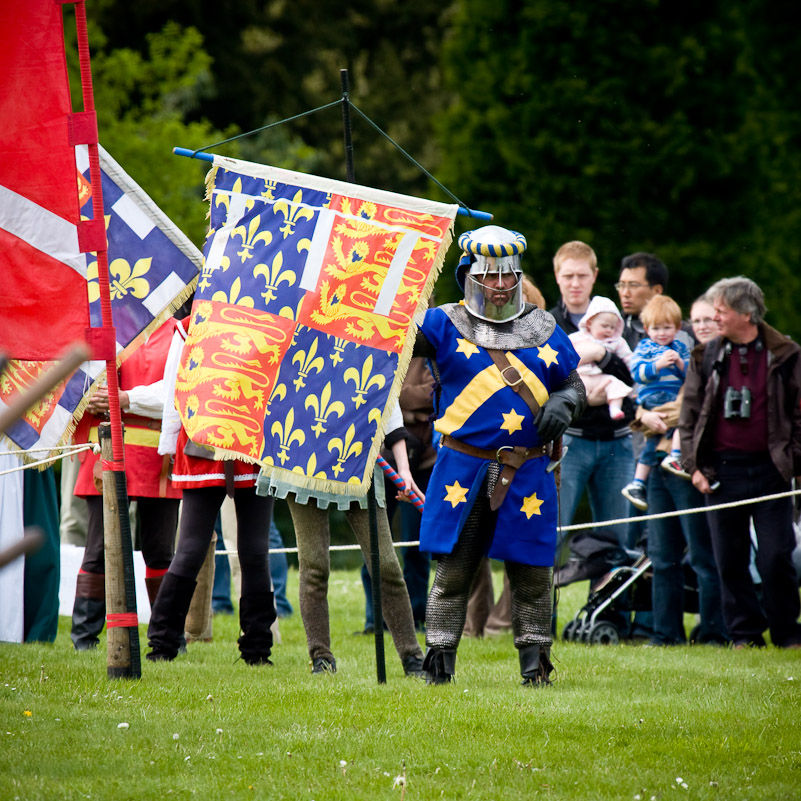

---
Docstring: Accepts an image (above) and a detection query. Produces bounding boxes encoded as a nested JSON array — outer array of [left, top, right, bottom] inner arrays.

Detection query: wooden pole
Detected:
[[99, 424, 141, 678], [71, 0, 138, 680]]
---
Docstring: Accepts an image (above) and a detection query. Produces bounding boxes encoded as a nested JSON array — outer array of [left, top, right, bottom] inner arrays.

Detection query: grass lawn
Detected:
[[1, 568, 799, 800]]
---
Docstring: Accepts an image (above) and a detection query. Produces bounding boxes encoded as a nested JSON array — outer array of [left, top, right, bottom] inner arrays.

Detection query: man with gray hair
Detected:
[[679, 277, 801, 648]]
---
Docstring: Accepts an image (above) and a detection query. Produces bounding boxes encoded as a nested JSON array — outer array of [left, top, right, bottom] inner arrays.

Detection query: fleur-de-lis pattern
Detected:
[[178, 160, 456, 492], [3, 144, 201, 459]]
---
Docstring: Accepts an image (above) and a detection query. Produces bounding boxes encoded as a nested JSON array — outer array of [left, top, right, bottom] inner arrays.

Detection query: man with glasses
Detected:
[[616, 252, 697, 641], [616, 252, 695, 352]]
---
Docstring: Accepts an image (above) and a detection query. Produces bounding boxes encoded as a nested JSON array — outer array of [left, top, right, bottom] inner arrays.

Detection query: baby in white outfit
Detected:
[[569, 296, 633, 421]]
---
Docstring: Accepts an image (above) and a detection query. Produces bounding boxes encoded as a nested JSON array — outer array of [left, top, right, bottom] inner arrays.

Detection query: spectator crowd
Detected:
[[2, 234, 800, 685]]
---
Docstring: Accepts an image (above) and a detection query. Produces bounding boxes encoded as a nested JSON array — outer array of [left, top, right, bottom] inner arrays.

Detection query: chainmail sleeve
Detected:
[[559, 370, 588, 422]]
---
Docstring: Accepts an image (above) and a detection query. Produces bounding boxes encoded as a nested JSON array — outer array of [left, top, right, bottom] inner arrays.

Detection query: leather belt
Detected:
[[441, 434, 546, 511], [121, 414, 162, 431]]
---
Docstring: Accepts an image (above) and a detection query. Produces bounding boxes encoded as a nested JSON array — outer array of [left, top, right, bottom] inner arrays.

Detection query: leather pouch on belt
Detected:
[[92, 459, 104, 492]]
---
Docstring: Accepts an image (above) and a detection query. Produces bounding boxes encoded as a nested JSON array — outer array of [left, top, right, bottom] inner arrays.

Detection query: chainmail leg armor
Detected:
[[425, 471, 498, 650], [506, 562, 553, 648], [426, 465, 554, 652]]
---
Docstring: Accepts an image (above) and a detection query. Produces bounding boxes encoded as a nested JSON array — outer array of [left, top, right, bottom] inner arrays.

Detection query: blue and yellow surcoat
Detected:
[[419, 306, 579, 566]]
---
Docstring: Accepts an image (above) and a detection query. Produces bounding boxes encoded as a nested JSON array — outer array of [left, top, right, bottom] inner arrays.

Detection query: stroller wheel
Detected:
[[587, 621, 620, 645], [562, 620, 579, 642]]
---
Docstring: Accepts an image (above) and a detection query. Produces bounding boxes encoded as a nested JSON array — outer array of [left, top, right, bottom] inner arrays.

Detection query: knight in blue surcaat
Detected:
[[414, 224, 586, 687]]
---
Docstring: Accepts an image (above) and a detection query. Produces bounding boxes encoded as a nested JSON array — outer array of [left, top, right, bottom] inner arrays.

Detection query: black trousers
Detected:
[[81, 495, 178, 574], [706, 453, 801, 647], [169, 486, 273, 597]]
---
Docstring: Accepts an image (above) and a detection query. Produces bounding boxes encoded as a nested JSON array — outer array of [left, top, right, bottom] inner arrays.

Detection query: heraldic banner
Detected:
[[0, 0, 87, 359], [176, 156, 458, 496], [0, 145, 201, 460]]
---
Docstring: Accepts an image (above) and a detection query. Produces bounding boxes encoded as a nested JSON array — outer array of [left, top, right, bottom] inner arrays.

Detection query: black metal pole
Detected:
[[340, 69, 355, 183], [340, 67, 385, 684]]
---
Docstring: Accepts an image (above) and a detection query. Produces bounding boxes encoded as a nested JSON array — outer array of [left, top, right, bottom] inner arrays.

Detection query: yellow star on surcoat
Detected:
[[520, 492, 545, 519], [537, 343, 559, 367], [443, 481, 469, 508], [455, 338, 480, 358], [500, 409, 525, 434]]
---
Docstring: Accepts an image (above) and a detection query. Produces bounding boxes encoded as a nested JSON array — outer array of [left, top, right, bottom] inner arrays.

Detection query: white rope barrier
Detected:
[[0, 443, 94, 477], [215, 487, 801, 556]]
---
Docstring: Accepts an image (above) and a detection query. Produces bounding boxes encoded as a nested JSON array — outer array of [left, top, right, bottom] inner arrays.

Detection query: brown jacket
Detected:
[[398, 357, 437, 471], [678, 323, 801, 482]]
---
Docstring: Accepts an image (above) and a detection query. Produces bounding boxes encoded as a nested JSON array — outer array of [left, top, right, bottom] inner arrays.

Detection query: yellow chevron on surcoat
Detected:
[[506, 352, 550, 406], [434, 352, 550, 436]]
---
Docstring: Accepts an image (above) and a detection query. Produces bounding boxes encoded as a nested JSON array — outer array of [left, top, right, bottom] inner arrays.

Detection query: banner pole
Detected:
[[72, 0, 140, 679], [340, 67, 386, 684], [172, 148, 492, 219]]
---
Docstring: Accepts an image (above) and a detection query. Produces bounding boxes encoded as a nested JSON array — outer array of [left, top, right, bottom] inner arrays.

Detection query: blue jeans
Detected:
[[558, 433, 652, 637], [558, 433, 635, 548], [647, 466, 728, 645]]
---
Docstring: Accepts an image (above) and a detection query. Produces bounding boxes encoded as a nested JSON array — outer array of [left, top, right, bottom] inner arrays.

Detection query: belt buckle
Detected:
[[496, 445, 513, 463], [500, 365, 523, 387]]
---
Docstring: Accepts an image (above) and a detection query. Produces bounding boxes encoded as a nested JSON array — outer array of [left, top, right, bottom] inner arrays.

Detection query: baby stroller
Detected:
[[557, 530, 700, 645]]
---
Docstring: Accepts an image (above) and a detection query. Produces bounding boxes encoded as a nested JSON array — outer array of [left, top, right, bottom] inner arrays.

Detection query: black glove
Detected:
[[535, 386, 581, 443]]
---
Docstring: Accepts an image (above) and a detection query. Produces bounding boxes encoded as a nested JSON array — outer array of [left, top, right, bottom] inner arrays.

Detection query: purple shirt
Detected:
[[714, 339, 769, 452]]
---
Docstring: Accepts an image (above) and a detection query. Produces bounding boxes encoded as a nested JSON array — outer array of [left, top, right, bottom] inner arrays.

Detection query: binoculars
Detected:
[[723, 386, 752, 419]]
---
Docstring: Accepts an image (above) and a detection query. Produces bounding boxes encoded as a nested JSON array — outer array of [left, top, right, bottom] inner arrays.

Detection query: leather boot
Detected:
[[146, 574, 188, 654], [237, 591, 277, 665], [146, 573, 197, 662], [71, 572, 105, 651], [422, 647, 457, 685], [145, 575, 164, 610], [519, 644, 554, 687]]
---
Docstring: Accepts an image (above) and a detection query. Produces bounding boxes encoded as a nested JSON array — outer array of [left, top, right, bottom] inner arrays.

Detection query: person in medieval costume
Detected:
[[70, 317, 182, 650], [414, 225, 585, 686], [145, 310, 276, 665]]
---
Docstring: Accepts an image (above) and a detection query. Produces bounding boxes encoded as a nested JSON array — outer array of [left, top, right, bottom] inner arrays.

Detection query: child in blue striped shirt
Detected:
[[621, 295, 691, 511]]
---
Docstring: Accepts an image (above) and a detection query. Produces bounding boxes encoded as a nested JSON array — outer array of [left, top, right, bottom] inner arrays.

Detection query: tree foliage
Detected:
[[67, 1, 801, 335], [61, 5, 238, 244], [437, 0, 801, 334], [86, 0, 454, 200]]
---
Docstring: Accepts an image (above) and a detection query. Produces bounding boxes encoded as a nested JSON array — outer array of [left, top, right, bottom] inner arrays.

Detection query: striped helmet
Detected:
[[457, 226, 527, 323]]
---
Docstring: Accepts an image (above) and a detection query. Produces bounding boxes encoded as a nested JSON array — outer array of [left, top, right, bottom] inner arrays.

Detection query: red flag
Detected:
[[0, 1, 90, 359]]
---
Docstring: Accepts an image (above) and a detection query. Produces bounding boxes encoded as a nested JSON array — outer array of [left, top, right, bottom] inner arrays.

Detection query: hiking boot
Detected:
[[402, 654, 425, 679], [661, 455, 691, 479], [621, 481, 648, 510], [311, 656, 337, 674]]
